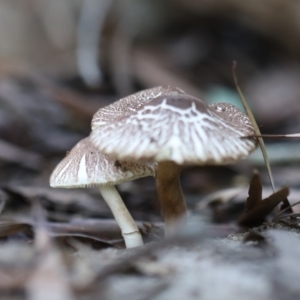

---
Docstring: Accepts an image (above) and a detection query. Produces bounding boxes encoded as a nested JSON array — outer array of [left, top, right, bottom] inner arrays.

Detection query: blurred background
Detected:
[[1, 1, 300, 298], [0, 0, 299, 225]]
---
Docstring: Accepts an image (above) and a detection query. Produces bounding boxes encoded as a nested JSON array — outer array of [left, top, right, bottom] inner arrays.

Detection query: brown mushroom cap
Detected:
[[90, 94, 257, 165], [91, 86, 185, 130], [50, 137, 156, 188]]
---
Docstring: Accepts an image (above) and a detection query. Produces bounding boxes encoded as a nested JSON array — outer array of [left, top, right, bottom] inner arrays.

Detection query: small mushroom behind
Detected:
[[90, 93, 257, 232], [50, 137, 156, 248]]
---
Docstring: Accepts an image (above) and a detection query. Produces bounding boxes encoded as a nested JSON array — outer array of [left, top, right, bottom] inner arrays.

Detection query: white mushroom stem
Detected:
[[155, 161, 188, 234], [98, 186, 143, 248]]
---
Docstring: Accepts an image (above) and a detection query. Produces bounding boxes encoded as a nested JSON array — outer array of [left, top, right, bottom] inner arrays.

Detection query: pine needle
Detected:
[[232, 61, 276, 192], [251, 133, 300, 138]]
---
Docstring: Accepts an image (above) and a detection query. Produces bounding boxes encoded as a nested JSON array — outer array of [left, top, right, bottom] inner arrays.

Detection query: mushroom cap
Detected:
[[50, 137, 156, 188], [90, 94, 257, 165], [91, 85, 185, 130]]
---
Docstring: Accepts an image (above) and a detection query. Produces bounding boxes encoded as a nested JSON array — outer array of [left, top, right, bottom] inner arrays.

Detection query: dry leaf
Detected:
[[239, 172, 289, 227]]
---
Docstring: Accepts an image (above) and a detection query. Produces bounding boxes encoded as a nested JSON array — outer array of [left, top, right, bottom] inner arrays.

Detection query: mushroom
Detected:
[[50, 137, 156, 248], [90, 92, 257, 231]]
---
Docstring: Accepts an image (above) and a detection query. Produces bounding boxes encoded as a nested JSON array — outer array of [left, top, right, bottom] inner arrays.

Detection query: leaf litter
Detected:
[[0, 86, 298, 300]]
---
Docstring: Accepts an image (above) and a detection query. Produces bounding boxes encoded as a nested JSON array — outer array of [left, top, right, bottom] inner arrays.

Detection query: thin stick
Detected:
[[77, 0, 112, 87], [248, 133, 300, 138], [232, 62, 276, 192], [273, 200, 300, 222]]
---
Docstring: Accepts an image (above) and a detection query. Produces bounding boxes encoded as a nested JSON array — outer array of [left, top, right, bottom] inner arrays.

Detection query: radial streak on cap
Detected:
[[50, 137, 156, 248], [91, 95, 257, 165], [91, 86, 185, 130]]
